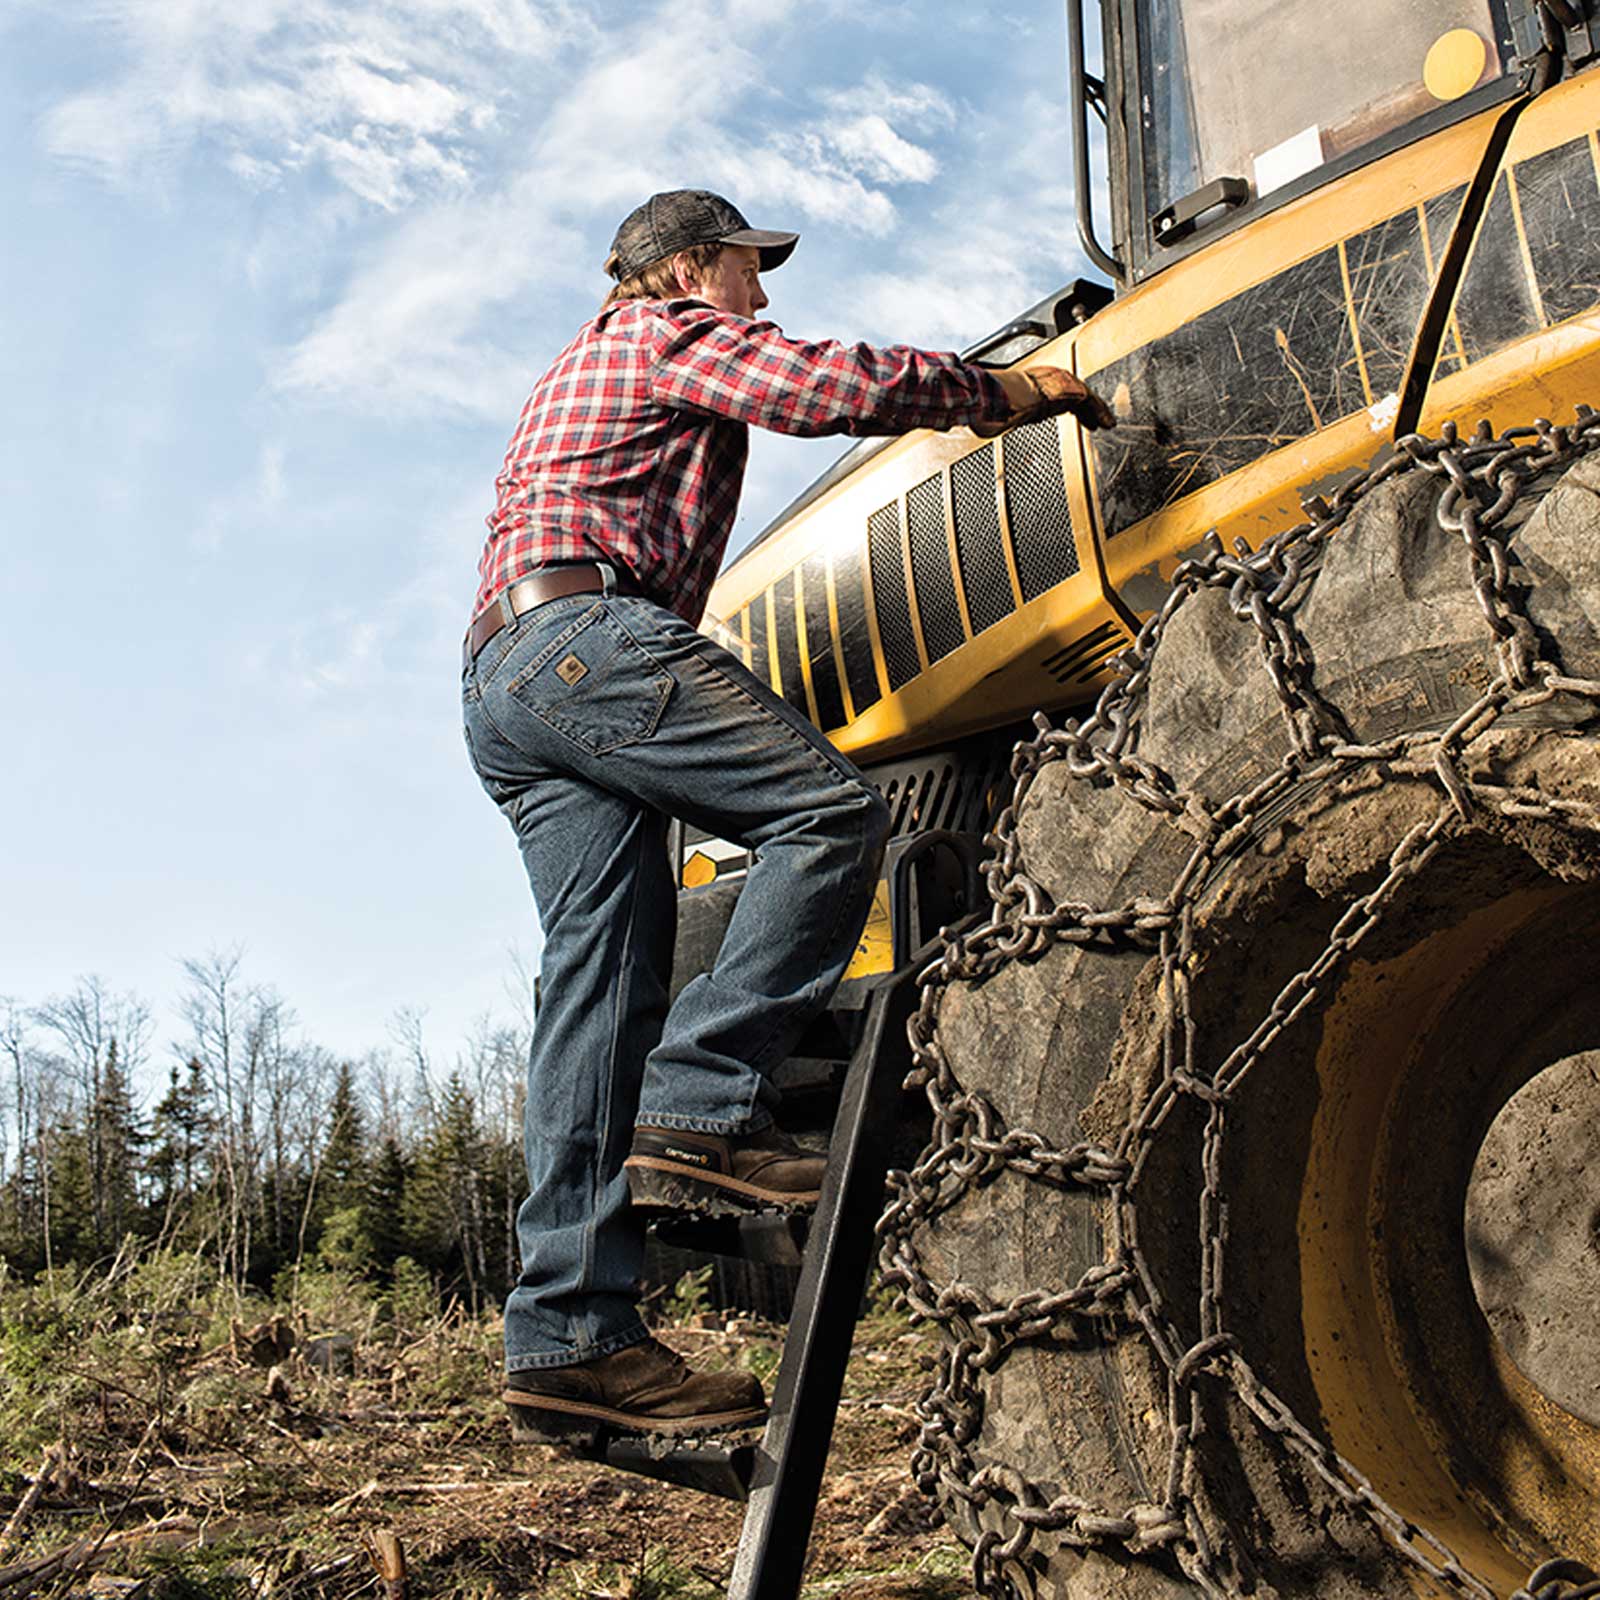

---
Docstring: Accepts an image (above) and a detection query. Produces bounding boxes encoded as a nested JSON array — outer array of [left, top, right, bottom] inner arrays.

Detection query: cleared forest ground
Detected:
[[0, 1253, 969, 1599]]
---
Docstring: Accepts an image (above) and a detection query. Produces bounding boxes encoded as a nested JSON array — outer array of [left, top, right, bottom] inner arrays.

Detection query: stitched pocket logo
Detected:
[[555, 653, 588, 686]]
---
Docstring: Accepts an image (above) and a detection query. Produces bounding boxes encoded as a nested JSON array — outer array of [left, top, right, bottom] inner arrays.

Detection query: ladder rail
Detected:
[[725, 972, 918, 1600]]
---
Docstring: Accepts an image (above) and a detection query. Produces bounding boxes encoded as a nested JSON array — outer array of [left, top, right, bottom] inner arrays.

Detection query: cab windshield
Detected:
[[1139, 0, 1510, 225]]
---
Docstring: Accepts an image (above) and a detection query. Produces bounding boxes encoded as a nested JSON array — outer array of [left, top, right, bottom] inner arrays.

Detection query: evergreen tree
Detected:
[[404, 1074, 489, 1308], [148, 1059, 211, 1240], [43, 1116, 93, 1265], [311, 1062, 370, 1269], [365, 1134, 410, 1278], [319, 1063, 367, 1214], [91, 1038, 145, 1248]]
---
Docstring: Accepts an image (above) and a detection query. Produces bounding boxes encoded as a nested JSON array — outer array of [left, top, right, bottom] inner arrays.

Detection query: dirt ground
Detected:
[[0, 1275, 972, 1600]]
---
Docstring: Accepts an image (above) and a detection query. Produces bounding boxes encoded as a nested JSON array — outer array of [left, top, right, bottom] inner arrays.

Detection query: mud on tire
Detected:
[[879, 423, 1600, 1600]]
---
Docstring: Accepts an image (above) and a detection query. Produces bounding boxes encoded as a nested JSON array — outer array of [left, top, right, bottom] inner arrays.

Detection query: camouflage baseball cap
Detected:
[[603, 190, 799, 281]]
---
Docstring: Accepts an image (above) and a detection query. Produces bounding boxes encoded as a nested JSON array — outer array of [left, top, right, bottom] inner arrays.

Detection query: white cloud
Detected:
[[227, 150, 284, 190], [33, 0, 1054, 422], [714, 144, 902, 234], [269, 8, 973, 417], [825, 114, 940, 184], [307, 127, 471, 211], [271, 195, 568, 414], [819, 73, 955, 132], [304, 49, 463, 136], [752, 87, 1091, 361], [37, 0, 583, 205]]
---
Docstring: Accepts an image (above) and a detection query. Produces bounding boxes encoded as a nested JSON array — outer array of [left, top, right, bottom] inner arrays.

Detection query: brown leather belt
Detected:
[[464, 563, 635, 664]]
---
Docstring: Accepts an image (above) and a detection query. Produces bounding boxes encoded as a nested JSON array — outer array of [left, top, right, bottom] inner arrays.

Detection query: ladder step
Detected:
[[511, 1408, 759, 1500], [600, 1435, 755, 1500], [650, 1210, 808, 1265]]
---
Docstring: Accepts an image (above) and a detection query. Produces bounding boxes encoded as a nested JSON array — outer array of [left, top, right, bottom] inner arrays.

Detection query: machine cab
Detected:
[[1101, 1, 1544, 283]]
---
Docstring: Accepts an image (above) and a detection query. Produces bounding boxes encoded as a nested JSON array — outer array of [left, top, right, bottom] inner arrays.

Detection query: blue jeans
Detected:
[[461, 586, 890, 1371]]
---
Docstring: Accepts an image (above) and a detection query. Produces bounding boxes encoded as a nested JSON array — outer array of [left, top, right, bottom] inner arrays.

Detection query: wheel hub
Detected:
[[1465, 1051, 1600, 1429]]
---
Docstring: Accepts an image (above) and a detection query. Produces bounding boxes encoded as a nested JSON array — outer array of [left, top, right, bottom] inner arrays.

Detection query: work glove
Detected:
[[973, 364, 1117, 437]]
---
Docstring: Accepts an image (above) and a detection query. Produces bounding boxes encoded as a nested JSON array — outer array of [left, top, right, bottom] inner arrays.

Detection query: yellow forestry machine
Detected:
[[641, 4, 1600, 1597]]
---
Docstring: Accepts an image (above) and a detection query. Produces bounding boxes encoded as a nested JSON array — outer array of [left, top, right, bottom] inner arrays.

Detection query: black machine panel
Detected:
[[771, 575, 806, 712], [1516, 135, 1600, 327], [831, 544, 883, 717], [801, 554, 848, 732], [1089, 187, 1468, 538], [749, 593, 771, 685]]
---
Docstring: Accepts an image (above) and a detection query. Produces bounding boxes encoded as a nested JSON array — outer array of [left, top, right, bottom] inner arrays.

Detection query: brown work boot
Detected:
[[624, 1124, 826, 1211], [503, 1337, 765, 1443]]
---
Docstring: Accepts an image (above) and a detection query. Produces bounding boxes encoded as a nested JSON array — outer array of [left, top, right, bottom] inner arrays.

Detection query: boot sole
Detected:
[[503, 1389, 766, 1446], [624, 1156, 821, 1212]]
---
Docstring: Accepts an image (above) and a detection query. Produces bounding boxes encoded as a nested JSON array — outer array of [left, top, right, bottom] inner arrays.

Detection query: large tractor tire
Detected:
[[879, 419, 1600, 1600]]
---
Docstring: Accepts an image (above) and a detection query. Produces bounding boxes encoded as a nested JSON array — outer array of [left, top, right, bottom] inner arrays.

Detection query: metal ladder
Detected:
[[575, 832, 980, 1600]]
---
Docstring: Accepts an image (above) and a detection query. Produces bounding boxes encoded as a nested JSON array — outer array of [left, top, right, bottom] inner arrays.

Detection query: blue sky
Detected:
[[1, 0, 1099, 1075]]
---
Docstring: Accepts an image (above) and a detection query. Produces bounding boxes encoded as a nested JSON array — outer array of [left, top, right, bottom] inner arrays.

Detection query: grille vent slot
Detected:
[[951, 445, 1014, 634], [1004, 421, 1079, 601], [906, 475, 964, 664], [874, 741, 1013, 842], [1041, 621, 1125, 685], [868, 503, 921, 691]]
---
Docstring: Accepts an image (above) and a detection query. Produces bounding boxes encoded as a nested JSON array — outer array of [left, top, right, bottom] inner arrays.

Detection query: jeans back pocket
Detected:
[[504, 604, 674, 756]]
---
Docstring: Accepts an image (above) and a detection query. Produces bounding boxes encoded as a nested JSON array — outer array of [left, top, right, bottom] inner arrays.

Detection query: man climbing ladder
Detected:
[[459, 187, 1114, 1442]]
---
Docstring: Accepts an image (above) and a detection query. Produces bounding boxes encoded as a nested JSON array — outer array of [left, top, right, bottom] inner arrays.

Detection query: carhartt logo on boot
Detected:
[[555, 653, 588, 685], [663, 1145, 715, 1168]]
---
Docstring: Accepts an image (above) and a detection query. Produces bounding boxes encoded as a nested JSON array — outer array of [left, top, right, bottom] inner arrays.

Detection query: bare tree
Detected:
[[462, 1012, 528, 1290], [502, 941, 541, 1034], [0, 998, 40, 1243], [30, 1056, 70, 1278], [33, 976, 151, 1255], [178, 949, 253, 1284], [0, 998, 25, 1190], [362, 1046, 406, 1148], [390, 1006, 436, 1125], [250, 993, 307, 1263]]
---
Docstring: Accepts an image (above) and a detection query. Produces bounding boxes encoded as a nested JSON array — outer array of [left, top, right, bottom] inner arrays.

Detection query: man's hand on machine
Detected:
[[973, 365, 1117, 437]]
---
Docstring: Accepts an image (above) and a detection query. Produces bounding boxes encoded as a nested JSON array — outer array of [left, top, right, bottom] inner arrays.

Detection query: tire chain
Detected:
[[875, 414, 1600, 1600]]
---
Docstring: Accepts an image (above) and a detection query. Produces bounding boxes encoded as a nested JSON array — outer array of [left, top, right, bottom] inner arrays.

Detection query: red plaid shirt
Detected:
[[474, 297, 1011, 625]]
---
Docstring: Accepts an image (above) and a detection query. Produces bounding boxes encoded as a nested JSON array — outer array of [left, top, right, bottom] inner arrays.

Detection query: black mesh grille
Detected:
[[749, 592, 771, 688], [906, 475, 964, 663], [801, 555, 847, 731], [771, 575, 807, 712], [1004, 420, 1078, 601], [950, 444, 1013, 634], [832, 545, 882, 717], [868, 504, 921, 691]]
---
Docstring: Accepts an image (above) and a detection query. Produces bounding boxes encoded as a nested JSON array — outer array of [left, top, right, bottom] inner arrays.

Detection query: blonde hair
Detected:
[[601, 243, 724, 307]]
